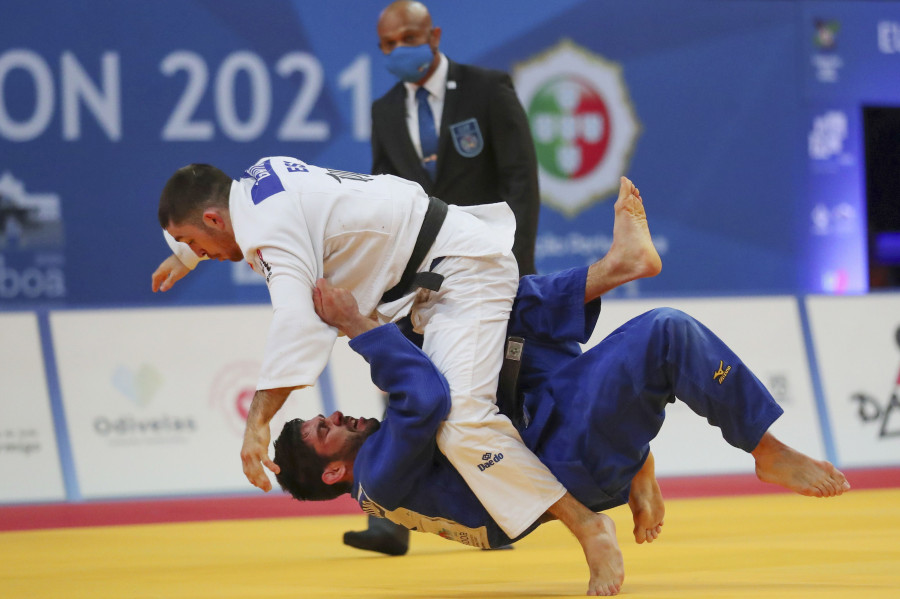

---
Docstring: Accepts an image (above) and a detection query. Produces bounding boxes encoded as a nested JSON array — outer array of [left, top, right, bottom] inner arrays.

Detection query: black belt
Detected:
[[496, 336, 526, 429], [380, 196, 448, 304]]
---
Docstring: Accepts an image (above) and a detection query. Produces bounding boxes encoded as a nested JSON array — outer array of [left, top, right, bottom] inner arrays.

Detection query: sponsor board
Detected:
[[584, 297, 823, 477], [51, 305, 324, 498], [0, 313, 65, 503], [806, 294, 900, 467]]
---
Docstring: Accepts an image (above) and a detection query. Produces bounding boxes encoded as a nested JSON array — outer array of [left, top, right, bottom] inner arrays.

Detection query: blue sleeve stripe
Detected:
[[245, 159, 286, 205]]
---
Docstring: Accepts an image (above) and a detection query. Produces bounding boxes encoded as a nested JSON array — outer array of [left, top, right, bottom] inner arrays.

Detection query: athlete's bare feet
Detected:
[[585, 176, 662, 301], [627, 452, 665, 543], [752, 432, 850, 497], [582, 513, 625, 596]]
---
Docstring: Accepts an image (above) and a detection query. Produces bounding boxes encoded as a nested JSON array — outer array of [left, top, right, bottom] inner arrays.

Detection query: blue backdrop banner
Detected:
[[3, 0, 899, 307]]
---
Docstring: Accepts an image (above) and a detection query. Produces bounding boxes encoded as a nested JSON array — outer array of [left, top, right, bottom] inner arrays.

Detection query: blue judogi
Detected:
[[349, 267, 784, 548]]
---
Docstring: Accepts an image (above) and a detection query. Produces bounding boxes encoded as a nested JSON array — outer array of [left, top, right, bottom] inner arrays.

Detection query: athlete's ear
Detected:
[[321, 461, 347, 486], [201, 209, 227, 230]]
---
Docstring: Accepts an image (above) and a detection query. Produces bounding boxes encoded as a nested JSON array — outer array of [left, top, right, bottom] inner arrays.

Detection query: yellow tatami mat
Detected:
[[1, 488, 898, 598]]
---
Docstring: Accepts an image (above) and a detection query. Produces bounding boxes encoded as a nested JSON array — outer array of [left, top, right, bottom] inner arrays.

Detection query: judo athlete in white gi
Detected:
[[271, 261, 850, 597], [156, 157, 644, 593]]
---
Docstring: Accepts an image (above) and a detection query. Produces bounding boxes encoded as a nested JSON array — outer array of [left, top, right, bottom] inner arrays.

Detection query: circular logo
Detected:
[[209, 361, 261, 436], [514, 40, 640, 216], [209, 361, 309, 438], [529, 76, 611, 180], [235, 388, 254, 421]]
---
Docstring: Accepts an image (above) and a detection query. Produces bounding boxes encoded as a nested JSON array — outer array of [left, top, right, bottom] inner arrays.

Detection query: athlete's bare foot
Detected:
[[582, 513, 625, 596], [627, 452, 665, 543], [610, 176, 662, 281], [752, 432, 850, 497], [547, 494, 625, 596], [585, 176, 662, 301]]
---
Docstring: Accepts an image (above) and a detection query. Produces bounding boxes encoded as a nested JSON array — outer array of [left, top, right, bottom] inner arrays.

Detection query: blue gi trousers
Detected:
[[522, 308, 784, 513]]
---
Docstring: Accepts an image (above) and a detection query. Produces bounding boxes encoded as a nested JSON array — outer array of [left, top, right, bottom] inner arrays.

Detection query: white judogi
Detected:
[[165, 156, 565, 536]]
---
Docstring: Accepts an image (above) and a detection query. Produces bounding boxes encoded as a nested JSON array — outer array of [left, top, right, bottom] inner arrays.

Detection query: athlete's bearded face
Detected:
[[301, 411, 381, 460]]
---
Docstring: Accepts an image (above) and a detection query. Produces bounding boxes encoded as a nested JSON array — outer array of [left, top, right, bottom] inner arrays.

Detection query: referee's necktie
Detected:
[[416, 86, 438, 181]]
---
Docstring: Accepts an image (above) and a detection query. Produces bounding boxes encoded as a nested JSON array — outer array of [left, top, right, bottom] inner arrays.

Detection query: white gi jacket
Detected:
[[166, 156, 515, 391]]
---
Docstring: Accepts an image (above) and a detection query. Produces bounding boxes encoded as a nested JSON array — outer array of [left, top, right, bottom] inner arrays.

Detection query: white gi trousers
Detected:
[[411, 253, 567, 538]]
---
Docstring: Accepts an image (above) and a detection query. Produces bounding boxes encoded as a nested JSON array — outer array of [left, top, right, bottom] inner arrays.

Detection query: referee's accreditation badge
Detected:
[[513, 39, 641, 217]]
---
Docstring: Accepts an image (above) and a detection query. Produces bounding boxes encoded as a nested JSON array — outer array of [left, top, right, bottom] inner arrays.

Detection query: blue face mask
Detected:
[[385, 44, 435, 83]]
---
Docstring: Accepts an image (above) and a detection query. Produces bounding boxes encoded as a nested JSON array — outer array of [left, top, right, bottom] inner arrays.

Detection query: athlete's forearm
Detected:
[[245, 387, 298, 427]]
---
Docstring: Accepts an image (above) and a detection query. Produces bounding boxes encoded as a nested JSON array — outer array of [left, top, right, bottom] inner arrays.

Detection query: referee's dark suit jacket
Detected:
[[371, 60, 540, 275]]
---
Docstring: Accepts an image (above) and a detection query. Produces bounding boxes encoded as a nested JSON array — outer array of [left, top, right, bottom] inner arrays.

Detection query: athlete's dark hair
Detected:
[[273, 418, 352, 501], [158, 163, 232, 228]]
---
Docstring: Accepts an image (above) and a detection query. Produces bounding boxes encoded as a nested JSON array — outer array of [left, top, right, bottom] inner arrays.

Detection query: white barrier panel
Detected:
[[584, 297, 824, 477], [51, 306, 324, 499], [806, 294, 900, 468], [329, 336, 388, 419], [0, 313, 66, 503]]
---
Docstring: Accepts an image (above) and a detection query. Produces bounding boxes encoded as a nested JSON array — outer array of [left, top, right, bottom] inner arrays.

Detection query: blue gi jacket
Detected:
[[349, 267, 613, 548], [348, 266, 783, 547]]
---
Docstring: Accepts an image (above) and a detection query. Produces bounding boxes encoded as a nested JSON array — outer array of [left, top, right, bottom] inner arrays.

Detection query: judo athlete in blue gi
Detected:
[[273, 267, 849, 596]]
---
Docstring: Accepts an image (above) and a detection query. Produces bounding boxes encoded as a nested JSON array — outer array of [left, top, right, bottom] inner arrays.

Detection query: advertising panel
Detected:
[[584, 297, 824, 477], [806, 294, 900, 467], [51, 305, 325, 498], [0, 313, 65, 503]]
